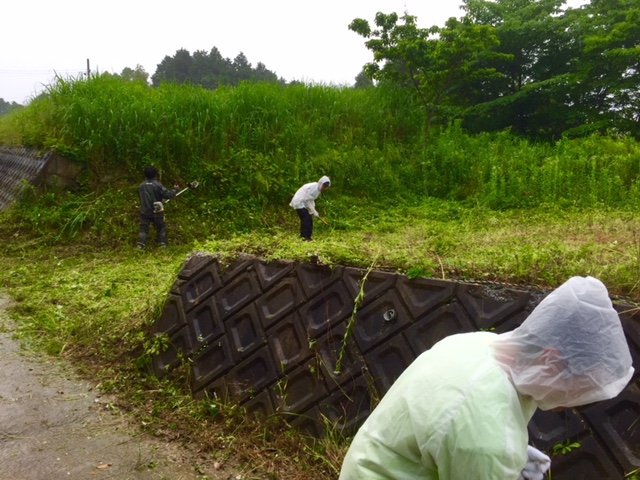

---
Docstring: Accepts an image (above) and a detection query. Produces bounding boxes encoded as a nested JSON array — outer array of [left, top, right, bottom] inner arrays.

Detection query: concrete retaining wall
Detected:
[[152, 253, 640, 479]]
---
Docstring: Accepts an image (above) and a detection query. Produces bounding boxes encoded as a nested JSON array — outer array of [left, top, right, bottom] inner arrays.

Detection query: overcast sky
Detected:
[[2, 0, 584, 105]]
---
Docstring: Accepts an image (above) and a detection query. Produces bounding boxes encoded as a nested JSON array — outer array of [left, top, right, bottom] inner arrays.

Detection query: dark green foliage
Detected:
[[575, 0, 640, 138], [0, 98, 23, 116], [349, 12, 503, 135], [460, 0, 640, 140], [460, 0, 579, 139], [354, 70, 374, 89], [116, 65, 150, 83], [151, 47, 282, 88], [348, 1, 640, 140]]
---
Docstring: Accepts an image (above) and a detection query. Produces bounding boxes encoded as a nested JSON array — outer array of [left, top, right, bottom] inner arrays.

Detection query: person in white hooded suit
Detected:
[[339, 276, 634, 480], [289, 176, 330, 242]]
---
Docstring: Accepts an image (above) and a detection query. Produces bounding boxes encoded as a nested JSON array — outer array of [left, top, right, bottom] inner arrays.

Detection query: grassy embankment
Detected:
[[1, 75, 640, 478]]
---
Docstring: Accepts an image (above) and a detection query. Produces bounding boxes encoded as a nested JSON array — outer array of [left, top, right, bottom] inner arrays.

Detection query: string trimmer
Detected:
[[154, 181, 199, 213]]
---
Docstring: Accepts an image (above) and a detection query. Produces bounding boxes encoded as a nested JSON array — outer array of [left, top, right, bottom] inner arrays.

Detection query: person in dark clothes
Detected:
[[137, 166, 179, 249], [289, 175, 331, 242]]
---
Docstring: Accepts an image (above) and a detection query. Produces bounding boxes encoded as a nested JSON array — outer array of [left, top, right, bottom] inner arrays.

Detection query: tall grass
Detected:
[[2, 74, 640, 227]]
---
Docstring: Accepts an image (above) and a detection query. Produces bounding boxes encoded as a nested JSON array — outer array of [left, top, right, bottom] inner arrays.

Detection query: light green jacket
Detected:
[[339, 332, 536, 479]]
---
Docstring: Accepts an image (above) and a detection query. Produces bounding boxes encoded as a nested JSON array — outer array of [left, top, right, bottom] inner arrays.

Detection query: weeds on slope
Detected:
[[201, 201, 640, 300]]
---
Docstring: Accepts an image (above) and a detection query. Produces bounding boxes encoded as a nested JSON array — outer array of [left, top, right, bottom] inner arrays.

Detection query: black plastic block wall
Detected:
[[152, 253, 640, 478]]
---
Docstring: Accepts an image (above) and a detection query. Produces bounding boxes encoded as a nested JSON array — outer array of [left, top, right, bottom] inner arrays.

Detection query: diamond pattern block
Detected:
[[151, 254, 640, 479]]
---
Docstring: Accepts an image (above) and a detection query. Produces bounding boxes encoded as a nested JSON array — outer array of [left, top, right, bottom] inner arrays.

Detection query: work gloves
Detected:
[[517, 445, 551, 480]]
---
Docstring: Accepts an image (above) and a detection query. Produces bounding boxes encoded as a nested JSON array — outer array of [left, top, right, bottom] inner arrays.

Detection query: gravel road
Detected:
[[0, 292, 242, 480]]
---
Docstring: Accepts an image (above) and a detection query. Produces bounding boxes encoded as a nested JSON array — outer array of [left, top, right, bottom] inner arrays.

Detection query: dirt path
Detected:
[[0, 293, 243, 480]]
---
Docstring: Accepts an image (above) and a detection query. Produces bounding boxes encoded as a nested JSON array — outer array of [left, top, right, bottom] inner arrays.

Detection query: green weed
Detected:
[[551, 439, 581, 456], [624, 468, 640, 479]]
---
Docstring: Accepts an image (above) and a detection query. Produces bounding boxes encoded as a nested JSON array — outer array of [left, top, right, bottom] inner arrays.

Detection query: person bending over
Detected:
[[289, 175, 330, 242], [339, 276, 633, 480]]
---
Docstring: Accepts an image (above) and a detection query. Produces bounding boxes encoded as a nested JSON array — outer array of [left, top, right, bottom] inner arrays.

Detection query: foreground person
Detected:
[[339, 276, 633, 479]]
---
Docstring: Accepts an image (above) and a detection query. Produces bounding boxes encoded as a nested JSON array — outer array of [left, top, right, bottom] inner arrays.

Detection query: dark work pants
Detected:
[[138, 213, 167, 246], [296, 208, 313, 240]]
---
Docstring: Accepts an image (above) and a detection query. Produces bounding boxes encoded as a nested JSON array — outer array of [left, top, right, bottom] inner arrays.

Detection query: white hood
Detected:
[[491, 276, 633, 410], [318, 176, 331, 189]]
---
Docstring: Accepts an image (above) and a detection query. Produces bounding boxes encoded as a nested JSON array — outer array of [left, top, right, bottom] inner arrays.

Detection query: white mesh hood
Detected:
[[491, 276, 633, 410]]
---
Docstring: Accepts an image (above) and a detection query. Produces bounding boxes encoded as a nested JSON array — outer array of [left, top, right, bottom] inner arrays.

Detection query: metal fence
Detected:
[[0, 147, 80, 211]]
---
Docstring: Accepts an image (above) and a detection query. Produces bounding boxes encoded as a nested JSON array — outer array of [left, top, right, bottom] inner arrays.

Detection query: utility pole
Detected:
[[86, 59, 90, 79]]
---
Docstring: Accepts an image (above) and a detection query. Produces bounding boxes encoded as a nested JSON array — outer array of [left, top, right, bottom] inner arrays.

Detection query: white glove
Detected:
[[313, 212, 319, 217], [517, 445, 551, 480]]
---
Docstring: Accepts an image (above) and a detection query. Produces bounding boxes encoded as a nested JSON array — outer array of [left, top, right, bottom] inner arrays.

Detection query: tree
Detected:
[[120, 64, 149, 84], [460, 0, 587, 139], [172, 48, 194, 84], [0, 98, 23, 116], [152, 48, 193, 86], [200, 47, 234, 88], [253, 62, 281, 83], [574, 0, 640, 137], [151, 47, 280, 89], [349, 11, 503, 134], [354, 69, 374, 88], [459, 0, 640, 140], [232, 52, 252, 83]]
